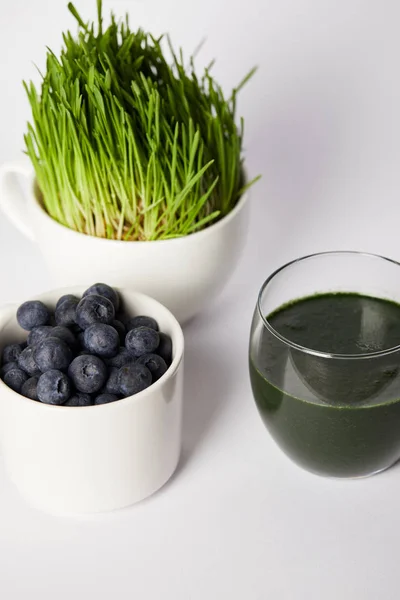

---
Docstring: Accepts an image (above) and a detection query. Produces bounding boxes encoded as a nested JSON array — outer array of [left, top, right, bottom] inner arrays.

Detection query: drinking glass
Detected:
[[249, 251, 400, 478]]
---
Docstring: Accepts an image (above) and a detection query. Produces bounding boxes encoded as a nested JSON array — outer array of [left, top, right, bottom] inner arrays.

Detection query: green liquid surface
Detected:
[[250, 293, 400, 477]]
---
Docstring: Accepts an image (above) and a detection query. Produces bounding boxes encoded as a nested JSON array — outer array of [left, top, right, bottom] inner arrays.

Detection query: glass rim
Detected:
[[257, 250, 400, 360]]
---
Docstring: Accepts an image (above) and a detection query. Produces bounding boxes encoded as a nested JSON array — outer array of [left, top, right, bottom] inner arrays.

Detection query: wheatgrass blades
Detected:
[[24, 0, 259, 241]]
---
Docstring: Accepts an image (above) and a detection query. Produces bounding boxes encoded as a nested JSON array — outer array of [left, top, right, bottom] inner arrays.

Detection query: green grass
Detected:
[[24, 0, 259, 241]]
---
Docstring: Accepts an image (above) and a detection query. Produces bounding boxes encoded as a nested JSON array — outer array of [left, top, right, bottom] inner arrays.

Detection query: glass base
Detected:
[[293, 458, 399, 480]]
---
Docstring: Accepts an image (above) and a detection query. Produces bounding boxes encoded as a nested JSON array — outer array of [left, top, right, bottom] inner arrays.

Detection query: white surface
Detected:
[[0, 163, 249, 323], [0, 288, 184, 514], [1, 0, 400, 598]]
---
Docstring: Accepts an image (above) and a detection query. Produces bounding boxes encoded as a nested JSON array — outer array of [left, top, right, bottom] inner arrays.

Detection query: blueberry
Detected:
[[56, 294, 79, 310], [48, 314, 57, 327], [77, 331, 85, 348], [27, 326, 54, 347], [34, 337, 73, 372], [126, 316, 159, 332], [17, 301, 50, 331], [55, 296, 79, 327], [125, 326, 159, 358], [157, 332, 173, 366], [64, 393, 93, 407], [118, 363, 152, 396], [18, 346, 41, 377], [2, 343, 23, 365], [21, 377, 39, 401], [71, 324, 83, 334], [94, 393, 119, 405], [104, 347, 132, 368], [104, 367, 120, 395], [76, 295, 115, 330], [136, 353, 168, 382], [112, 319, 126, 344], [3, 367, 28, 393], [68, 355, 107, 394], [116, 312, 130, 326], [83, 283, 120, 312], [1, 361, 18, 378], [51, 325, 78, 350], [37, 370, 71, 405], [83, 324, 119, 358]]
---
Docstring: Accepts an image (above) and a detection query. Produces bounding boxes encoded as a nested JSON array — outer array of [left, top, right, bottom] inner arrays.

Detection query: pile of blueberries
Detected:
[[0, 284, 172, 406]]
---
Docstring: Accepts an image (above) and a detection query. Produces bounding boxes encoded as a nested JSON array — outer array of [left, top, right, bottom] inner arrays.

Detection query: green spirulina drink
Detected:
[[250, 281, 400, 478]]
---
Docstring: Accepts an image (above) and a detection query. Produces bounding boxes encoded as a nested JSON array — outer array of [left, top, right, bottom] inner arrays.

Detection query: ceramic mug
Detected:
[[0, 161, 250, 323], [0, 287, 184, 514]]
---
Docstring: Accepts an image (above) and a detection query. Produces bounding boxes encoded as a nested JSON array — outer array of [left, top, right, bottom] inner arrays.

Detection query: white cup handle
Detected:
[[0, 161, 35, 241]]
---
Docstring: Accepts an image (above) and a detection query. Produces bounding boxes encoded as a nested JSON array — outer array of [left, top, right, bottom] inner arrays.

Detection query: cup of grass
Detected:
[[0, 1, 259, 322]]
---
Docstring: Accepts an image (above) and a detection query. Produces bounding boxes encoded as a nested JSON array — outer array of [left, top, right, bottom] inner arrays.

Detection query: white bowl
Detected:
[[0, 287, 184, 514], [0, 161, 250, 323]]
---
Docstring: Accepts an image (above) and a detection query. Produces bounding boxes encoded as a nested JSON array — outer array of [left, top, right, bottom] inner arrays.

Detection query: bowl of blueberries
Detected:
[[0, 283, 184, 514]]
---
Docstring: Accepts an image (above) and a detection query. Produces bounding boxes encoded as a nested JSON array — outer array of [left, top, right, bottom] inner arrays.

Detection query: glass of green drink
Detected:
[[249, 251, 400, 478]]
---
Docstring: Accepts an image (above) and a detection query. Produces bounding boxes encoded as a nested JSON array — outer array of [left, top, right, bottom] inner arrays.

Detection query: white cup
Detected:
[[0, 161, 250, 323], [0, 287, 184, 514]]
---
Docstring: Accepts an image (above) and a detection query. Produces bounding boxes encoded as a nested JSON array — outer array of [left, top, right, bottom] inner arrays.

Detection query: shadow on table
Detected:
[[175, 316, 235, 474]]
